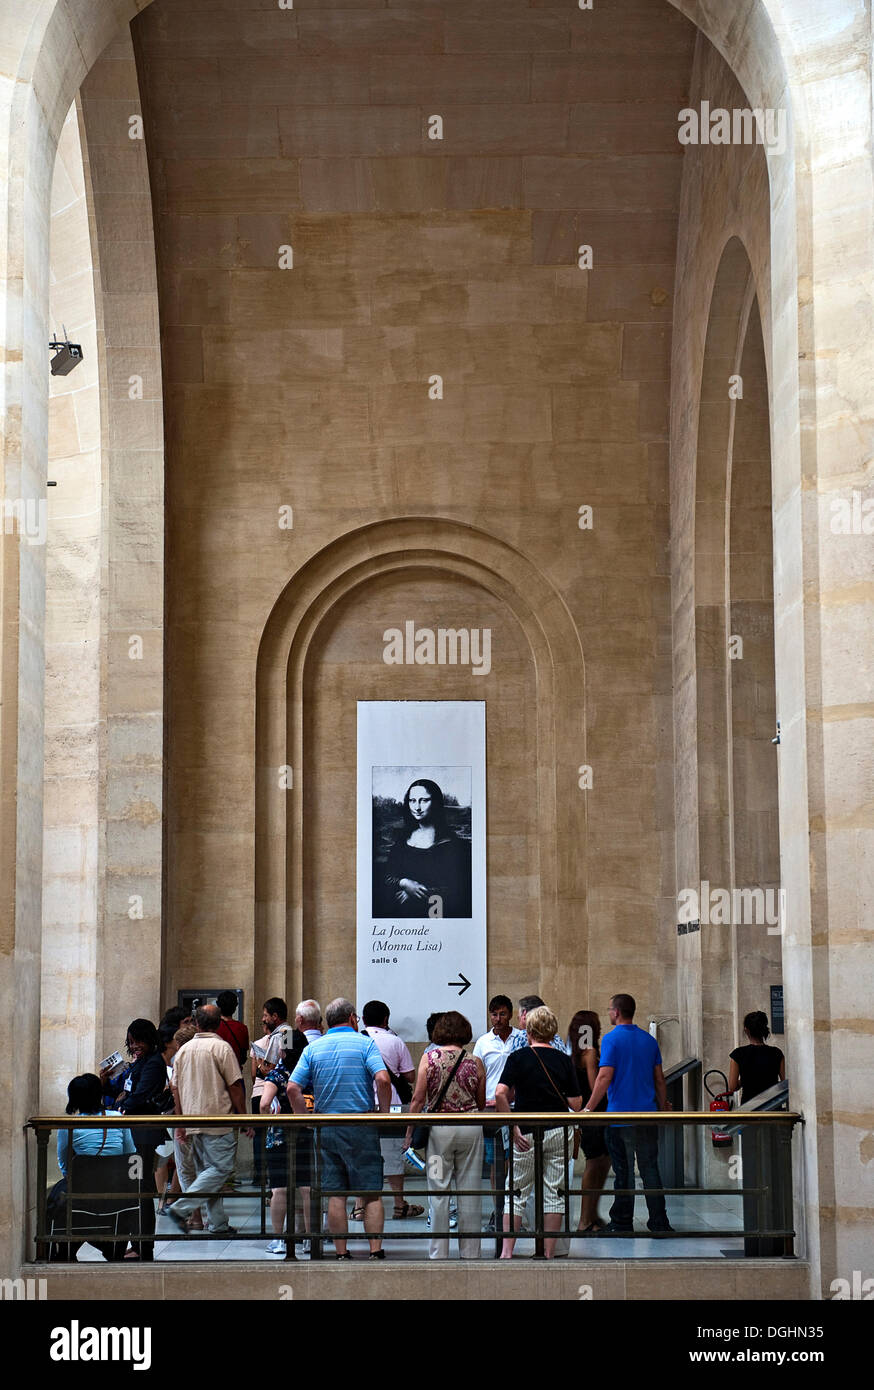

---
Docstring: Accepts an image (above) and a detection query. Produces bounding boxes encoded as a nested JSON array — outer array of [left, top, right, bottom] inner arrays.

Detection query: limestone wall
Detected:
[[130, 0, 695, 1042], [43, 102, 102, 1108]]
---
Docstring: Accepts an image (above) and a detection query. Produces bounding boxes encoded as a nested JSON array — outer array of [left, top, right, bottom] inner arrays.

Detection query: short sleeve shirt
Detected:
[[173, 1033, 242, 1135], [362, 1026, 414, 1106], [599, 1024, 662, 1112], [217, 1016, 250, 1066], [498, 1047, 581, 1131], [264, 1063, 290, 1149], [729, 1044, 784, 1104], [57, 1112, 136, 1177], [474, 1027, 527, 1103], [291, 1027, 385, 1114]]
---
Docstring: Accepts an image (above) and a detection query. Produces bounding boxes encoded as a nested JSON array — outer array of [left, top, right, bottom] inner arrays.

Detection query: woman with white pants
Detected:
[[407, 1011, 486, 1259]]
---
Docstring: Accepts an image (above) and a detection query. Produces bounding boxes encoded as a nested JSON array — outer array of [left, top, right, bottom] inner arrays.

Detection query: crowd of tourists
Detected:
[[51, 992, 785, 1262]]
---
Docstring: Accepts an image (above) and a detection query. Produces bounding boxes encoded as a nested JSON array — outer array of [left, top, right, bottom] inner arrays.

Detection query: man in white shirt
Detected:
[[474, 995, 526, 1101], [473, 995, 526, 1231], [360, 1000, 423, 1220], [253, 997, 292, 1078]]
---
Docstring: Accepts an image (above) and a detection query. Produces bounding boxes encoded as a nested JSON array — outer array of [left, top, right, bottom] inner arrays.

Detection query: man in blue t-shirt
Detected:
[[583, 992, 673, 1235], [288, 997, 391, 1259]]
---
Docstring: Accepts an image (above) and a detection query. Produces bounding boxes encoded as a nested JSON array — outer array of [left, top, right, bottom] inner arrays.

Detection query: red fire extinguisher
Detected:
[[704, 1070, 733, 1148]]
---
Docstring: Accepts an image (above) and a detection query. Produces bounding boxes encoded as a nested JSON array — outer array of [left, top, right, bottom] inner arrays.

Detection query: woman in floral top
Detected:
[[260, 1061, 292, 1254], [406, 1010, 486, 1260]]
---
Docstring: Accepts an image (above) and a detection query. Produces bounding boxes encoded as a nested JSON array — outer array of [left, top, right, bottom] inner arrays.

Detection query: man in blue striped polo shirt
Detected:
[[288, 997, 391, 1259]]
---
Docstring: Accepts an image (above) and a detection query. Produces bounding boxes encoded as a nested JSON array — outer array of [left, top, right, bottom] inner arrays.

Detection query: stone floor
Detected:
[[72, 1187, 746, 1263]]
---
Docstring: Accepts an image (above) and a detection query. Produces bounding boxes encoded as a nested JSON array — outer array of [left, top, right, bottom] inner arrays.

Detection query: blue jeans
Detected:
[[605, 1125, 669, 1230]]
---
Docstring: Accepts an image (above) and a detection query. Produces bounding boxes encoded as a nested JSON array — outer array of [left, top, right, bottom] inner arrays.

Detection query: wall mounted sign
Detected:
[[357, 701, 486, 1041], [770, 984, 785, 1035]]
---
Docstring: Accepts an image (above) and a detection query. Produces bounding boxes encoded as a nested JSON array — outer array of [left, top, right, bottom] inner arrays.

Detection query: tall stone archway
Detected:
[[255, 518, 587, 1021]]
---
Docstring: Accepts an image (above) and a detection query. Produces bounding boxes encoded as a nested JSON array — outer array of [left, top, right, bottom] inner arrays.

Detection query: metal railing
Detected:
[[26, 1109, 802, 1262]]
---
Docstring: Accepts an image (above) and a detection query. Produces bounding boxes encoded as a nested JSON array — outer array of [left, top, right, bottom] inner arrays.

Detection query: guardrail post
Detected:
[[64, 1124, 74, 1244], [258, 1131, 268, 1236], [285, 1128, 297, 1261], [311, 1125, 323, 1261], [34, 1125, 49, 1262], [778, 1122, 794, 1258], [533, 1124, 544, 1258], [493, 1124, 506, 1258]]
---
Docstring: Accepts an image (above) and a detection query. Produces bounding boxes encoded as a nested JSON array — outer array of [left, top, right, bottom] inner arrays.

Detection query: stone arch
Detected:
[[254, 517, 587, 1013], [693, 235, 780, 1069], [729, 293, 782, 1028]]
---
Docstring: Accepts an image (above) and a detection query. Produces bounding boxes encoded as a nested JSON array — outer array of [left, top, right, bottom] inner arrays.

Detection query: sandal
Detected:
[[350, 1206, 365, 1221], [392, 1202, 424, 1219], [578, 1220, 607, 1236]]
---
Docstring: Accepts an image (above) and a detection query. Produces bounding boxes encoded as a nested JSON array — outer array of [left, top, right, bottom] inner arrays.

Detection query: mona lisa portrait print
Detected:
[[372, 767, 473, 919]]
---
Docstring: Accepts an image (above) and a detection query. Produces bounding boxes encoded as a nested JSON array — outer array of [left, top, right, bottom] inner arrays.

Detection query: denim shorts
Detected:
[[316, 1124, 384, 1196]]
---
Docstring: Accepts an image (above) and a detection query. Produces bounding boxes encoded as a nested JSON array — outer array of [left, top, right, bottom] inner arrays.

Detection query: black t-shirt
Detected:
[[729, 1044, 784, 1104], [498, 1046, 581, 1131]]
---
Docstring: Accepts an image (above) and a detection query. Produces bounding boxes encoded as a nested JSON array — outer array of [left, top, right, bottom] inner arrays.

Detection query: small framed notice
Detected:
[[770, 984, 785, 1035], [177, 988, 244, 1021]]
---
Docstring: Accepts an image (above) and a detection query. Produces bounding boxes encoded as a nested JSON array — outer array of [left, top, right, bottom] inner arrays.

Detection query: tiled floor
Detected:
[[74, 1186, 746, 1262]]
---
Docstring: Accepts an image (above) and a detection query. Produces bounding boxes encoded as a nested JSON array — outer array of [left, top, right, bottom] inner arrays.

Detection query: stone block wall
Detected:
[[130, 0, 696, 1040]]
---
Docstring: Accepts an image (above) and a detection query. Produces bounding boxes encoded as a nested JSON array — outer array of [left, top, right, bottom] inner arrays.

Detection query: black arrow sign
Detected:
[[448, 972, 471, 996]]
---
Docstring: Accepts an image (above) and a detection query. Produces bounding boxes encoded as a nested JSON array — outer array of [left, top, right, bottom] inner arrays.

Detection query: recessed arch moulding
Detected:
[[255, 518, 587, 1026]]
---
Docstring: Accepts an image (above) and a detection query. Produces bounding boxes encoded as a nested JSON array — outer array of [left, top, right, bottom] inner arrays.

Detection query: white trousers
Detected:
[[426, 1124, 484, 1260]]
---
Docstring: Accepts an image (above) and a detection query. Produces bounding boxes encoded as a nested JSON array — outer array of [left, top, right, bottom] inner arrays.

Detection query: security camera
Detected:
[[49, 326, 83, 376]]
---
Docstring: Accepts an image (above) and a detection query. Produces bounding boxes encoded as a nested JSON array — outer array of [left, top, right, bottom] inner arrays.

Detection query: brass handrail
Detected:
[[27, 1110, 802, 1126]]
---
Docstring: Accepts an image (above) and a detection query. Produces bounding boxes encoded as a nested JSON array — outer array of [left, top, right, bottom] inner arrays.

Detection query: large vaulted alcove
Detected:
[[2, 0, 869, 1302]]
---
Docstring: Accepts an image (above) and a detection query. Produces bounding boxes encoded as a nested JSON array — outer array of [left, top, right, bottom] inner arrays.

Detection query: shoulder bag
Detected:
[[410, 1048, 468, 1150], [530, 1047, 575, 1111]]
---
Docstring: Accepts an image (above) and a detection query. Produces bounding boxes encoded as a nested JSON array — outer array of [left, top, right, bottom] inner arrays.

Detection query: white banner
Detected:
[[357, 701, 486, 1042]]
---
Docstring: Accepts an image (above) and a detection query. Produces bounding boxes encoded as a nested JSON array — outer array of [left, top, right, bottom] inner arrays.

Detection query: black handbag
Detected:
[[410, 1048, 468, 1150], [387, 1065, 413, 1106], [375, 1062, 415, 1138]]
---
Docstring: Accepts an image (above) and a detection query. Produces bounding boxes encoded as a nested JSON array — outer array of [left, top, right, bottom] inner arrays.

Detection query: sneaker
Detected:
[[162, 1207, 188, 1235], [426, 1211, 458, 1230], [297, 1239, 311, 1255], [209, 1225, 238, 1236], [266, 1239, 286, 1255], [602, 1222, 634, 1235]]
